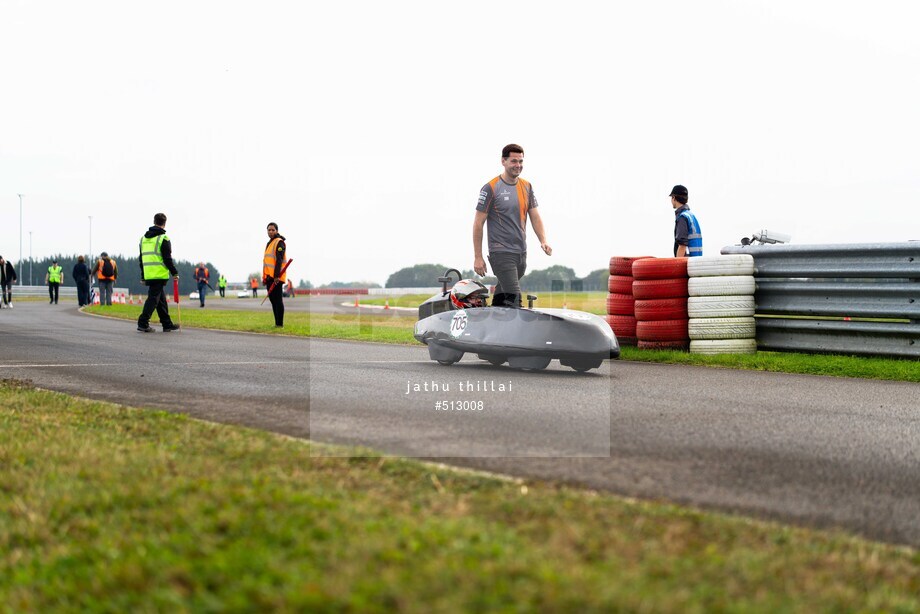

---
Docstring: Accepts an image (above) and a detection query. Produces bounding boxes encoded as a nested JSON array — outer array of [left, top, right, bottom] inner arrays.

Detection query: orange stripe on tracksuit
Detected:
[[487, 176, 530, 229]]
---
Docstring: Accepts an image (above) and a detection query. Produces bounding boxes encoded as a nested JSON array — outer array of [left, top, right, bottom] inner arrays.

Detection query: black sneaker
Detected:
[[137, 325, 154, 333], [163, 324, 181, 332]]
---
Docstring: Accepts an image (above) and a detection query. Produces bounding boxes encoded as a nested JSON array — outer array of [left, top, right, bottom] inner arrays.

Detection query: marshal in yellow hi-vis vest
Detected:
[[47, 265, 63, 283], [139, 234, 170, 280]]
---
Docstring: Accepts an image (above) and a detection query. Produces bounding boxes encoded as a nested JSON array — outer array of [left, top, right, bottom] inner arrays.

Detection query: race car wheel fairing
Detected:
[[688, 275, 756, 297], [607, 275, 634, 294], [605, 314, 637, 337], [687, 295, 755, 318], [631, 278, 689, 300], [690, 339, 757, 354], [687, 254, 754, 277], [634, 298, 688, 321], [606, 293, 636, 316], [610, 256, 654, 276], [477, 354, 507, 366], [636, 318, 689, 342], [632, 257, 688, 280], [688, 317, 756, 340]]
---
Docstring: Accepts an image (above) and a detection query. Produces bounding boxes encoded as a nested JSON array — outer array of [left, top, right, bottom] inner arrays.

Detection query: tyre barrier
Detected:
[[632, 257, 688, 280], [687, 295, 755, 318], [636, 318, 690, 342], [631, 257, 690, 350], [607, 275, 634, 294], [605, 315, 636, 346], [688, 317, 757, 340], [687, 254, 754, 277], [685, 256, 757, 354], [605, 293, 636, 316], [634, 298, 688, 321], [609, 256, 654, 276], [688, 275, 756, 297], [632, 278, 689, 300]]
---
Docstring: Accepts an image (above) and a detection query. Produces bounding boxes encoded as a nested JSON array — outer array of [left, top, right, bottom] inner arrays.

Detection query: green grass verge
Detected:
[[1, 381, 918, 611], [86, 305, 920, 383], [360, 292, 608, 314]]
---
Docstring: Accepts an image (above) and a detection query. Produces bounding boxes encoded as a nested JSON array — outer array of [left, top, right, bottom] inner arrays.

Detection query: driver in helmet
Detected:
[[450, 279, 489, 309]]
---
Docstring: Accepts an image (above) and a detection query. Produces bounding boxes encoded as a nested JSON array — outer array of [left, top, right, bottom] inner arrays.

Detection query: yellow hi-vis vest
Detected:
[[263, 238, 286, 282], [140, 234, 170, 280], [48, 265, 62, 283]]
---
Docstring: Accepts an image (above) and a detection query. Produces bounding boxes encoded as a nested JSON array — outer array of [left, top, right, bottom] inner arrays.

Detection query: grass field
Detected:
[[85, 304, 920, 383], [359, 292, 608, 314], [2, 380, 918, 611]]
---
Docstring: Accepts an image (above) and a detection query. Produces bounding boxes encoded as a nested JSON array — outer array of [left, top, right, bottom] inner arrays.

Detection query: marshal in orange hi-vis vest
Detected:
[[263, 237, 287, 283]]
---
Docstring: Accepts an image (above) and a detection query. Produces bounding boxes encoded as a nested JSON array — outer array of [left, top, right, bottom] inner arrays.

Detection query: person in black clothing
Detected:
[[72, 255, 91, 306], [263, 222, 287, 327], [137, 212, 180, 333], [0, 256, 17, 308]]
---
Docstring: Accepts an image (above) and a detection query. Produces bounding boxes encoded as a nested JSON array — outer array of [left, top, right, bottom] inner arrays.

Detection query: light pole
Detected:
[[18, 194, 23, 285], [88, 215, 93, 261], [29, 231, 33, 286]]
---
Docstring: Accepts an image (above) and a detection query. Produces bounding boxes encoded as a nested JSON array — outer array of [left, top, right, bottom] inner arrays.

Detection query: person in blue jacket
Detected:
[[670, 184, 703, 257]]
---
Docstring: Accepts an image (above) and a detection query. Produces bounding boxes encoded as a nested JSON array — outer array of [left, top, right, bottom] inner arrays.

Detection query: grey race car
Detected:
[[413, 269, 620, 372]]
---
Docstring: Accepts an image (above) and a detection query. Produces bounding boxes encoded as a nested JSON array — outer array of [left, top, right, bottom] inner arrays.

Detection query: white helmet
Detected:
[[450, 279, 489, 309]]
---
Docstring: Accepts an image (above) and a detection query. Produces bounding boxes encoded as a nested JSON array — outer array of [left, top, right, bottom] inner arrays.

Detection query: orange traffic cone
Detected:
[[354, 297, 359, 308], [562, 302, 567, 310], [384, 299, 390, 310]]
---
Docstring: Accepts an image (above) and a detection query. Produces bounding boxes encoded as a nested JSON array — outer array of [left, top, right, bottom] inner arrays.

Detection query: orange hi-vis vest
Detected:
[[250, 277, 258, 289], [263, 238, 286, 282], [97, 257, 116, 281]]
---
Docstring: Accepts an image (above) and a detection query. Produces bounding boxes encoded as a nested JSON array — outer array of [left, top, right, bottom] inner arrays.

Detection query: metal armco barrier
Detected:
[[721, 242, 920, 358]]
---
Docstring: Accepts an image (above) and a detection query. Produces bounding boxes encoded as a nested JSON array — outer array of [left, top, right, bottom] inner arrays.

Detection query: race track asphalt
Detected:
[[2, 299, 919, 548]]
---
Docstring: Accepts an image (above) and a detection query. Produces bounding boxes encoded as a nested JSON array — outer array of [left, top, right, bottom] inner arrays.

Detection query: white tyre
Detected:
[[688, 275, 755, 297], [690, 339, 757, 354], [687, 254, 754, 277], [688, 317, 756, 340], [687, 295, 755, 318]]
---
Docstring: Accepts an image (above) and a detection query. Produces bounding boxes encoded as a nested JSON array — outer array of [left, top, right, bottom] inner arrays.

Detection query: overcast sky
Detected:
[[2, 1, 918, 286]]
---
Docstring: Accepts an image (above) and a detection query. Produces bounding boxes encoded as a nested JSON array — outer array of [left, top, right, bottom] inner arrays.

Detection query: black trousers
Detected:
[[77, 280, 90, 306], [138, 280, 174, 328], [48, 282, 60, 303], [268, 282, 284, 326]]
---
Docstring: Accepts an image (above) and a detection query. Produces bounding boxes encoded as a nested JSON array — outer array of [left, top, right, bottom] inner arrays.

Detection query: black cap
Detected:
[[101, 251, 108, 257], [669, 185, 688, 198]]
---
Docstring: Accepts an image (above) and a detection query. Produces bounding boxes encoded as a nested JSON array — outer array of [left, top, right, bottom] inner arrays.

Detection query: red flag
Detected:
[[173, 277, 180, 304]]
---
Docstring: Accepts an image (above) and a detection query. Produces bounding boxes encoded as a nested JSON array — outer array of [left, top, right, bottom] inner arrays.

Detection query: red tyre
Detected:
[[609, 256, 654, 276], [605, 314, 637, 337], [634, 298, 688, 321], [636, 318, 689, 342], [617, 336, 638, 347], [632, 257, 688, 280], [606, 293, 635, 316], [631, 278, 688, 300], [607, 275, 634, 294], [638, 340, 690, 351]]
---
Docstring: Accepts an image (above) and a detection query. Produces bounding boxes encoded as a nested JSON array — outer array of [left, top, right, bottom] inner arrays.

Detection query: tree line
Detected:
[[385, 263, 608, 292], [20, 254, 222, 296]]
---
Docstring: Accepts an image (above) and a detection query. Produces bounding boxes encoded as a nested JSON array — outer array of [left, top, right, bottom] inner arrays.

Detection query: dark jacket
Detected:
[[72, 262, 90, 283], [138, 226, 179, 280], [1, 261, 16, 285]]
